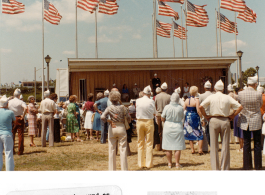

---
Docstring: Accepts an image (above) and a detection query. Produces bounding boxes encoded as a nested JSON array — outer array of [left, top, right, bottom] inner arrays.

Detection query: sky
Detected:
[[0, 0, 264, 84]]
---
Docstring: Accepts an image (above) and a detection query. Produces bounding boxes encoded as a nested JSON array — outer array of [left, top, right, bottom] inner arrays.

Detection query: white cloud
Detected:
[[223, 39, 247, 49], [63, 50, 75, 55], [132, 33, 141, 39], [0, 48, 12, 53], [88, 34, 120, 43]]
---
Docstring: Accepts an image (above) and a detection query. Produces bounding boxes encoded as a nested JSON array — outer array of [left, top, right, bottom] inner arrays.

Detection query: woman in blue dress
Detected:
[[183, 86, 204, 155], [92, 92, 104, 141]]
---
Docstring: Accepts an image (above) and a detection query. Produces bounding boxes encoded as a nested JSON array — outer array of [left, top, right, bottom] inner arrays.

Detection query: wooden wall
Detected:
[[70, 68, 226, 102]]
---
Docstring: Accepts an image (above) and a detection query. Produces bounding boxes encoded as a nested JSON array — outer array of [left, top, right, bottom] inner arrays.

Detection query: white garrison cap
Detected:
[[143, 85, 152, 94], [156, 87, 161, 93], [247, 75, 258, 85], [174, 87, 181, 94], [14, 88, 21, 96], [134, 83, 137, 85], [204, 81, 212, 88], [44, 89, 50, 96], [214, 79, 224, 90], [113, 83, 116, 86], [257, 85, 264, 94], [104, 89, 109, 96], [232, 83, 238, 87], [130, 99, 136, 103], [154, 73, 157, 76], [161, 82, 168, 90], [0, 95, 9, 107], [227, 84, 233, 92], [19, 94, 23, 100]]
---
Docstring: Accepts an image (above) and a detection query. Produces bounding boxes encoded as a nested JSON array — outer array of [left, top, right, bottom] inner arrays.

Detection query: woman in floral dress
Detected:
[[27, 96, 38, 147], [66, 95, 81, 141]]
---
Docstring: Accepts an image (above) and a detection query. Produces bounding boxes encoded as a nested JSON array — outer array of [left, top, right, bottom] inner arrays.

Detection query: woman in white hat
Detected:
[[0, 95, 16, 171]]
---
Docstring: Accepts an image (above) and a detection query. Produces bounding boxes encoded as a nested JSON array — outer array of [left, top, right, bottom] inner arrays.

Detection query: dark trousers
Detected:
[[54, 119, 61, 143], [243, 129, 262, 170], [100, 120, 108, 144], [12, 116, 24, 155]]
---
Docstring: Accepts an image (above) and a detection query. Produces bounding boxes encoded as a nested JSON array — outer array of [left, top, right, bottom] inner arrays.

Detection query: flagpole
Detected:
[[185, 0, 188, 57], [154, 0, 158, 58], [152, 14, 155, 58], [180, 5, 184, 57], [218, 0, 222, 57], [75, 0, 78, 58], [215, 9, 218, 57], [172, 18, 175, 58], [235, 12, 238, 85], [42, 0, 44, 100], [95, 8, 98, 58]]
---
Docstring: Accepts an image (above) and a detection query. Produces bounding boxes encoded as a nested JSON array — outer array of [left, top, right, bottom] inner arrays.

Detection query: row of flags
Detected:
[[2, 0, 119, 25], [156, 0, 257, 39]]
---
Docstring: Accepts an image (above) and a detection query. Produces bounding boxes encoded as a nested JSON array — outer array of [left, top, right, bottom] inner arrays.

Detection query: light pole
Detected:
[[237, 50, 243, 88], [45, 55, 51, 91], [256, 66, 259, 84]]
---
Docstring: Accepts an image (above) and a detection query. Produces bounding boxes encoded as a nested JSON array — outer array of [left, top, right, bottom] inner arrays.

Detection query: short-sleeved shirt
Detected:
[[136, 96, 156, 119], [201, 91, 241, 117], [39, 98, 57, 113], [8, 97, 27, 116], [95, 97, 108, 112], [0, 108, 16, 136], [155, 92, 171, 116], [122, 88, 129, 93], [84, 101, 94, 112]]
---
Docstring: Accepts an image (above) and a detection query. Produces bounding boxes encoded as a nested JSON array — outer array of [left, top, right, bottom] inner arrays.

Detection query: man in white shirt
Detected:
[[39, 90, 57, 147], [8, 89, 27, 155], [136, 85, 156, 168], [199, 80, 243, 170]]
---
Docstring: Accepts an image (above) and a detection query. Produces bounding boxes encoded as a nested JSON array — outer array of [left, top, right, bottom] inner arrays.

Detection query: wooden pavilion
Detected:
[[68, 57, 237, 102]]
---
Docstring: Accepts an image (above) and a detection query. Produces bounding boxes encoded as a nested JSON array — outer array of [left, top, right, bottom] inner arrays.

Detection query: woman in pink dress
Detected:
[[27, 96, 38, 147]]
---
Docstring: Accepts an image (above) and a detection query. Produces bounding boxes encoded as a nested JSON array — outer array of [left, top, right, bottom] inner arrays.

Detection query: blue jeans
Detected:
[[0, 134, 15, 171], [100, 120, 108, 144]]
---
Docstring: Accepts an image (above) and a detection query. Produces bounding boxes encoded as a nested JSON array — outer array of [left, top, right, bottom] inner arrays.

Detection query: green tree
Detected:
[[241, 67, 257, 86]]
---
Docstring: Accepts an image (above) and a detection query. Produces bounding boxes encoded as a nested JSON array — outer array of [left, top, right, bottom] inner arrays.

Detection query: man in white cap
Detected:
[[199, 79, 243, 170], [39, 90, 57, 147], [199, 80, 213, 153], [8, 88, 27, 155], [136, 85, 156, 168], [155, 82, 170, 151], [94, 89, 109, 144], [238, 75, 263, 170], [174, 87, 184, 107], [133, 83, 141, 99], [152, 73, 161, 92]]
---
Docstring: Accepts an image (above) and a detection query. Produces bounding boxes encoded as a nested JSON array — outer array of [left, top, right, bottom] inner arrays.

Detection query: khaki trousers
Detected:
[[108, 123, 128, 171], [137, 119, 154, 168], [209, 117, 230, 170], [41, 113, 54, 147]]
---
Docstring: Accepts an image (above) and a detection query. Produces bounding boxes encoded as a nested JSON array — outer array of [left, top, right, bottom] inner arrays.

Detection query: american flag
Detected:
[[98, 0, 119, 15], [159, 0, 184, 4], [186, 1, 209, 27], [156, 20, 172, 38], [2, 0, 25, 14], [237, 6, 257, 23], [220, 0, 246, 13], [77, 0, 99, 14], [217, 12, 238, 35], [158, 1, 179, 20], [44, 0, 62, 25], [173, 21, 187, 40]]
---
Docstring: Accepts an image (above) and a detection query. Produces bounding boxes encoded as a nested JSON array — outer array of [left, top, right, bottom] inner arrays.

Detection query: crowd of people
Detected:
[[0, 73, 264, 171]]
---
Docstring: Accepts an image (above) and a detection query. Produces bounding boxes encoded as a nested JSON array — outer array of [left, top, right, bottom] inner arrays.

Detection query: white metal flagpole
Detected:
[[235, 12, 238, 85], [218, 0, 222, 57], [152, 14, 154, 58], [154, 0, 158, 58], [215, 9, 218, 57], [76, 0, 78, 58], [185, 0, 188, 57], [42, 0, 44, 100], [181, 5, 184, 57], [95, 8, 98, 58], [172, 18, 175, 58]]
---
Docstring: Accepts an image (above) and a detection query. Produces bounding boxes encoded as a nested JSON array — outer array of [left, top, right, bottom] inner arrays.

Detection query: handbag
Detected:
[[91, 113, 95, 123], [122, 105, 130, 130], [82, 109, 87, 118]]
